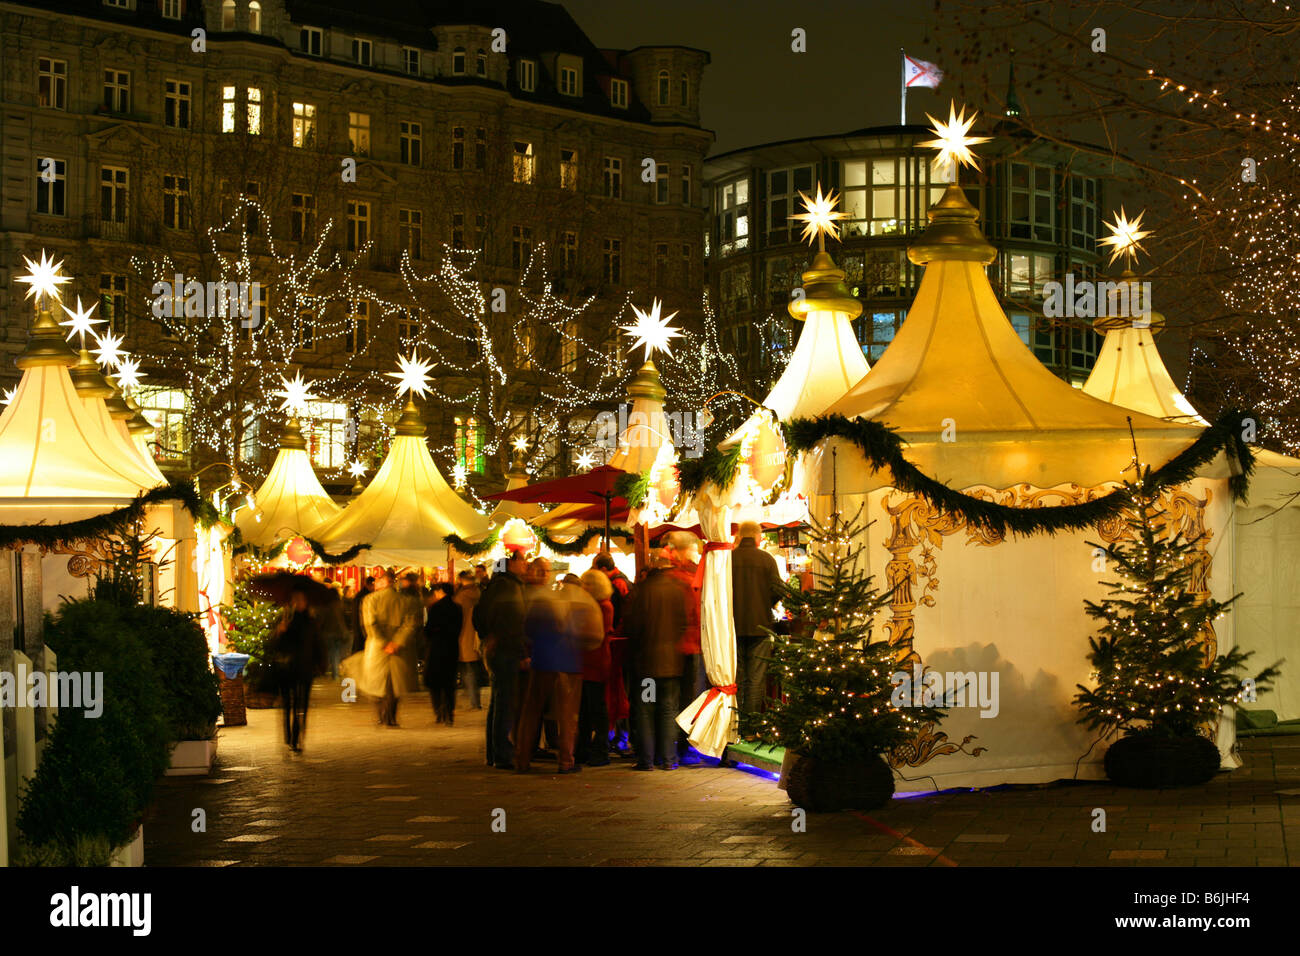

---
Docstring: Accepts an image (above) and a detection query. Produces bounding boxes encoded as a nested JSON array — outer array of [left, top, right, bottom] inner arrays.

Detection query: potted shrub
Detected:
[[1075, 472, 1281, 787], [742, 507, 945, 812], [224, 583, 282, 708], [17, 600, 170, 866]]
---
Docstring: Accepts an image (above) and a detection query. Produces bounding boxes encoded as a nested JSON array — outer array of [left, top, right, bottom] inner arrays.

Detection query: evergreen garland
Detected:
[[443, 529, 499, 556], [303, 538, 370, 565], [231, 538, 289, 564], [613, 470, 652, 509], [0, 482, 203, 549], [536, 525, 633, 555], [676, 444, 742, 497], [783, 408, 1258, 538]]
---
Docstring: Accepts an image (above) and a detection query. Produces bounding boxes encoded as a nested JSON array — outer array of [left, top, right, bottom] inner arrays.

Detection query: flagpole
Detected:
[[900, 48, 906, 125]]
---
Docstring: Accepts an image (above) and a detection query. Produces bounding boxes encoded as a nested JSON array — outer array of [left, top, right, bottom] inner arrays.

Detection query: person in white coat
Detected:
[[360, 568, 422, 726]]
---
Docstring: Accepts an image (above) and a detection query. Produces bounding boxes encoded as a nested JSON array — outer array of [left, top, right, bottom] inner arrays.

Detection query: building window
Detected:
[[397, 310, 419, 350], [303, 400, 349, 469], [138, 387, 187, 460], [163, 174, 189, 229], [603, 156, 622, 199], [680, 243, 692, 289], [1068, 326, 1102, 377], [562, 231, 577, 273], [476, 50, 487, 76], [164, 79, 190, 128], [221, 85, 236, 132], [452, 212, 465, 249], [246, 86, 262, 134], [657, 70, 669, 105], [610, 77, 628, 109], [103, 0, 133, 7], [865, 249, 905, 296], [297, 311, 315, 351], [840, 157, 911, 238], [403, 47, 420, 75], [1004, 252, 1055, 298], [560, 65, 579, 96], [100, 166, 128, 227], [512, 225, 532, 270], [291, 192, 315, 241], [518, 59, 536, 92], [680, 73, 689, 107], [1070, 176, 1098, 251], [654, 242, 669, 286], [714, 177, 749, 255], [655, 164, 670, 204], [400, 121, 422, 166], [352, 38, 372, 67], [451, 127, 464, 169], [560, 320, 579, 368], [399, 208, 422, 259], [346, 200, 370, 250], [222, 85, 261, 134], [1009, 163, 1055, 242], [99, 273, 128, 335], [38, 57, 66, 109], [244, 181, 261, 235], [292, 102, 316, 147], [161, 0, 182, 17], [681, 165, 692, 206], [452, 47, 465, 74], [34, 157, 66, 216], [856, 310, 901, 362], [603, 238, 622, 284], [512, 141, 534, 184], [221, 0, 234, 29], [560, 148, 578, 190], [300, 26, 323, 56], [454, 417, 485, 473], [248, 1, 261, 32], [767, 165, 815, 241], [102, 69, 129, 113], [475, 128, 487, 170], [344, 300, 369, 353], [348, 112, 370, 155]]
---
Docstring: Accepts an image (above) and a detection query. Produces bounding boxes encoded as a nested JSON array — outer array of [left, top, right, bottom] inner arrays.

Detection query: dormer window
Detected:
[[610, 77, 628, 109], [560, 65, 579, 96], [353, 38, 372, 66], [300, 26, 323, 56], [249, 1, 261, 33], [519, 59, 536, 92], [452, 47, 466, 74]]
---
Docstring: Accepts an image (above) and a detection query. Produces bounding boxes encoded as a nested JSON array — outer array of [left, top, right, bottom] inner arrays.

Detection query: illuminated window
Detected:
[[512, 141, 534, 184], [137, 386, 188, 461], [454, 417, 485, 473], [246, 87, 261, 134], [305, 400, 350, 469], [714, 177, 749, 255], [248, 1, 261, 33], [348, 112, 370, 155], [292, 102, 316, 147], [221, 0, 234, 30], [559, 148, 578, 190]]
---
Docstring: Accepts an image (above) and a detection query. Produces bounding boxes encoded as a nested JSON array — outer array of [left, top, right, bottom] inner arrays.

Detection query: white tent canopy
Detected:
[[310, 398, 490, 566], [235, 418, 341, 548]]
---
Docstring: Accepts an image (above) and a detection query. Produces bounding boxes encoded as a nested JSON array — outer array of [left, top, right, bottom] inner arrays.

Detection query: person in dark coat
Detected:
[[424, 582, 463, 725], [622, 558, 687, 770], [731, 521, 785, 723], [350, 575, 375, 654], [473, 549, 528, 770], [270, 587, 326, 753]]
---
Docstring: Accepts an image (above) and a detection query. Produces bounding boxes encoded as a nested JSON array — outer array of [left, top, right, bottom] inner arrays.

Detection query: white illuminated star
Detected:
[[1099, 207, 1153, 267], [790, 185, 848, 250], [16, 251, 72, 304], [452, 462, 468, 488], [347, 461, 367, 480], [115, 356, 144, 392], [92, 331, 125, 369], [2, 387, 16, 407], [620, 299, 682, 362], [59, 297, 104, 344], [573, 448, 597, 472], [511, 435, 530, 453], [922, 102, 992, 173], [272, 372, 317, 417], [386, 351, 435, 399]]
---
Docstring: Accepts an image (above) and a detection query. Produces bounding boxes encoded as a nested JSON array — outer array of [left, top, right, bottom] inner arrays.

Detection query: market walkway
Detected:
[[145, 679, 1300, 866]]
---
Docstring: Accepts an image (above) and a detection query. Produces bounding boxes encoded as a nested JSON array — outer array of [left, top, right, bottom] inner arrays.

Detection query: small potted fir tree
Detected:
[[1075, 471, 1281, 787]]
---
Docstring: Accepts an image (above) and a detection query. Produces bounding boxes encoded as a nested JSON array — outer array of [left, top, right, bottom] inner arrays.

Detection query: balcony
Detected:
[[83, 216, 159, 244]]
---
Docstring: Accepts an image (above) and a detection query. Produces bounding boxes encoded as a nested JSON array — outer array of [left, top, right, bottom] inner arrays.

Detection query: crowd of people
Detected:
[[263, 521, 788, 771]]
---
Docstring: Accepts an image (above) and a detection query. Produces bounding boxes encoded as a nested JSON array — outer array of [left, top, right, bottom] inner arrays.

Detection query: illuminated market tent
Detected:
[[1082, 280, 1300, 721], [310, 354, 490, 566], [235, 373, 342, 549], [678, 186, 872, 759], [0, 253, 195, 610], [794, 110, 1240, 788]]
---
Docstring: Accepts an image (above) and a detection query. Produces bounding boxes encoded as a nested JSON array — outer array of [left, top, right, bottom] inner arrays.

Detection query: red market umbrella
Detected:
[[246, 571, 338, 607], [484, 464, 628, 549]]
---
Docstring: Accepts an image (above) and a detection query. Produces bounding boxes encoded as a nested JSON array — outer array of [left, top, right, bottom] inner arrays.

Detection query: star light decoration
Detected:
[[573, 448, 598, 472], [272, 372, 317, 417], [59, 297, 104, 345], [92, 332, 125, 370], [921, 102, 992, 175], [452, 462, 468, 489], [790, 184, 848, 252], [2, 387, 16, 407], [1099, 207, 1153, 267], [16, 251, 73, 306], [115, 356, 144, 393], [347, 460, 367, 480], [511, 435, 530, 454], [620, 299, 683, 363], [386, 351, 435, 399]]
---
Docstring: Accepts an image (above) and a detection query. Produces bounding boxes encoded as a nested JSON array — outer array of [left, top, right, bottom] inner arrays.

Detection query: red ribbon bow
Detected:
[[692, 540, 733, 592], [691, 683, 738, 724]]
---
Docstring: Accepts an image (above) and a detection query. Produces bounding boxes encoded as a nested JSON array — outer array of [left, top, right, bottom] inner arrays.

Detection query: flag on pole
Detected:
[[903, 54, 943, 89]]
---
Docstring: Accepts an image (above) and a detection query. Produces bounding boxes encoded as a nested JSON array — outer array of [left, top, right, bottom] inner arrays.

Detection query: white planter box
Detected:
[[110, 826, 143, 868], [165, 738, 218, 776]]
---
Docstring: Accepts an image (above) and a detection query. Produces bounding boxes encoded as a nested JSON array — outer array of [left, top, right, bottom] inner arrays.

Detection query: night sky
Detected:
[[562, 0, 945, 154]]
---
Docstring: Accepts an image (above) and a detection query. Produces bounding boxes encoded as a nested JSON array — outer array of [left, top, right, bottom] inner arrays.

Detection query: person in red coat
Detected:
[[575, 569, 615, 765], [594, 552, 632, 755], [663, 532, 704, 765]]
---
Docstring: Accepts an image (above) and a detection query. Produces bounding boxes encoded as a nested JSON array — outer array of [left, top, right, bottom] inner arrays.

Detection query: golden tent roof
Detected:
[[69, 346, 168, 486], [815, 185, 1207, 492], [235, 418, 342, 547], [0, 309, 165, 523], [310, 398, 490, 565]]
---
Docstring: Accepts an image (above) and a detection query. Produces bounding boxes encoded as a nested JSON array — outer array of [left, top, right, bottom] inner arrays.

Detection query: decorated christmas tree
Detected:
[[1074, 469, 1280, 742], [743, 502, 945, 766]]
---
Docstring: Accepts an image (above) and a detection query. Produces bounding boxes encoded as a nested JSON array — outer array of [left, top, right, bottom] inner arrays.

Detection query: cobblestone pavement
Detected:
[[144, 678, 1300, 866]]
